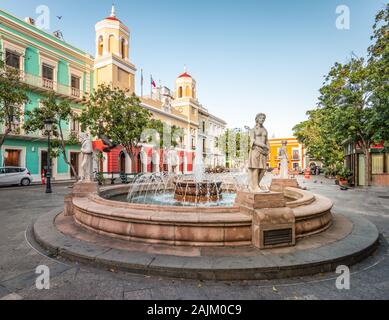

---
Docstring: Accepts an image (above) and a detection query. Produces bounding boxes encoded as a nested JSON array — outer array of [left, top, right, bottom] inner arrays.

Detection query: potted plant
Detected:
[[336, 167, 351, 187], [95, 171, 105, 186], [94, 151, 106, 186]]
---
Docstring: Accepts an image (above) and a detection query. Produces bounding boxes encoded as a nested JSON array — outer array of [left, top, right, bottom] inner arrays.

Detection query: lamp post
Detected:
[[44, 118, 54, 194]]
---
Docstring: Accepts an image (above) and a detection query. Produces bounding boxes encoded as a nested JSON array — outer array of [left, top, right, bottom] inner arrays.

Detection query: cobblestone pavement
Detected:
[[0, 177, 388, 300]]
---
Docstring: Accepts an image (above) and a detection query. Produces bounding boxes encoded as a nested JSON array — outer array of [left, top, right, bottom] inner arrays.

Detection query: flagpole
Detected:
[[159, 79, 161, 100], [150, 75, 152, 99], [141, 69, 144, 98]]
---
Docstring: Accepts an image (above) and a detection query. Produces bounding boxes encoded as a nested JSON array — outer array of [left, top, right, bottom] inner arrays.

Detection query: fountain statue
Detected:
[[279, 140, 289, 179], [80, 133, 94, 182], [248, 113, 270, 192], [270, 140, 300, 192], [66, 133, 97, 211]]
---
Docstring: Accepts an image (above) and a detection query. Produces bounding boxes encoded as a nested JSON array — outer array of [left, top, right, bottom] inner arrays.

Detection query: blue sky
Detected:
[[2, 0, 386, 137]]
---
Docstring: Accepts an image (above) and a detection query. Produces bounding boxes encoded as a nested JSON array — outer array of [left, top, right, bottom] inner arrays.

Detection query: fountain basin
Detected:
[[68, 184, 333, 247], [173, 180, 223, 203]]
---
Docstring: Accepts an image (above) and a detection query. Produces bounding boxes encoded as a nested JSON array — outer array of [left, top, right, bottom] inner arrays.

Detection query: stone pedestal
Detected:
[[64, 194, 74, 216], [270, 178, 300, 193], [252, 207, 295, 249], [72, 181, 98, 198], [235, 191, 286, 215], [64, 182, 98, 216], [235, 191, 296, 249]]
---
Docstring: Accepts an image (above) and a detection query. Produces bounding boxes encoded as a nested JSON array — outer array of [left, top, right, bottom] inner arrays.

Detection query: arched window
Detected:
[[178, 87, 183, 98], [137, 153, 142, 173], [121, 38, 126, 59], [185, 86, 191, 97], [119, 152, 126, 173], [98, 36, 104, 56], [108, 35, 115, 53]]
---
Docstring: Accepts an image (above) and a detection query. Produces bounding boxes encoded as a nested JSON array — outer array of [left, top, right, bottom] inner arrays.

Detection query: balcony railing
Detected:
[[71, 87, 81, 98], [21, 71, 87, 101], [41, 78, 54, 90]]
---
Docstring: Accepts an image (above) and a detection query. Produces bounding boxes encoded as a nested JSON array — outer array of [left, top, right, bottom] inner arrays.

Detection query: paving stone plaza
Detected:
[[1, 175, 388, 300], [1, 2, 388, 306]]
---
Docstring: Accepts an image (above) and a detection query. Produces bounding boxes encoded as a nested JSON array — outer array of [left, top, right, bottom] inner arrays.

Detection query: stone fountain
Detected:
[[35, 113, 378, 280], [173, 179, 223, 203], [64, 114, 333, 249], [173, 138, 223, 204]]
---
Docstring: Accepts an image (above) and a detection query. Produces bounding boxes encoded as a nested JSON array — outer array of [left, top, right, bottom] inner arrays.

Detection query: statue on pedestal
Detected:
[[80, 133, 94, 182], [248, 113, 270, 192], [279, 140, 289, 179]]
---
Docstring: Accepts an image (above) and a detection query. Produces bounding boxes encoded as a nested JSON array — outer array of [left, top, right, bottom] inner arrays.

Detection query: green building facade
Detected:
[[0, 9, 94, 181]]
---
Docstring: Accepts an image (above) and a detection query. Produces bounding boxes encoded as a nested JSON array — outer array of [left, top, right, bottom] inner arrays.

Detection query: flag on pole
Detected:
[[151, 75, 156, 88]]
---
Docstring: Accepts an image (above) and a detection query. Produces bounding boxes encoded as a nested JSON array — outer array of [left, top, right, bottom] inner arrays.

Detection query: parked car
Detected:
[[0, 167, 33, 186]]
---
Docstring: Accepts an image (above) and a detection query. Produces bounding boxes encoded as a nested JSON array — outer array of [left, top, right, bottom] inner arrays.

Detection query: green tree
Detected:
[[0, 55, 30, 148], [293, 108, 344, 170], [23, 91, 80, 178], [81, 84, 153, 171], [294, 4, 389, 185], [368, 3, 389, 146], [295, 56, 384, 185], [321, 57, 382, 185]]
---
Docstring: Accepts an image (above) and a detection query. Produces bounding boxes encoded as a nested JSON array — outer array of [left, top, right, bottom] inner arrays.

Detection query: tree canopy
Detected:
[[81, 84, 152, 162], [24, 91, 80, 177], [293, 4, 389, 184], [0, 55, 29, 147]]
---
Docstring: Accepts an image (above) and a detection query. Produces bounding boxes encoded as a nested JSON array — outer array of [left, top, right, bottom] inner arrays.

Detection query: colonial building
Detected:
[[268, 137, 306, 171], [94, 7, 227, 175], [0, 9, 94, 181], [0, 6, 227, 179], [344, 141, 389, 186]]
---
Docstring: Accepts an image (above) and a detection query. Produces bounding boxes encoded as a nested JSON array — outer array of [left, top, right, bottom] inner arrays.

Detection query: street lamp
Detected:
[[44, 118, 54, 194]]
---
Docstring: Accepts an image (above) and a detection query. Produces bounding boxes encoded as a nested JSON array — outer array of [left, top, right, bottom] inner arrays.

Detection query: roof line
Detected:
[[0, 9, 94, 59]]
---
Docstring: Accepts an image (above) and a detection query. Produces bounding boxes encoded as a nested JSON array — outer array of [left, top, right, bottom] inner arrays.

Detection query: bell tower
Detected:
[[174, 67, 197, 101], [94, 5, 136, 93]]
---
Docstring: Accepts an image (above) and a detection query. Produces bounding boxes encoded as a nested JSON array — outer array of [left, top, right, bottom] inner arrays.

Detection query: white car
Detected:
[[0, 167, 33, 186]]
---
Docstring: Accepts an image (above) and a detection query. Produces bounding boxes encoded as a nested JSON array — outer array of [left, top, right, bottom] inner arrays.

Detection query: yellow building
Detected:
[[94, 5, 136, 92], [268, 138, 306, 171]]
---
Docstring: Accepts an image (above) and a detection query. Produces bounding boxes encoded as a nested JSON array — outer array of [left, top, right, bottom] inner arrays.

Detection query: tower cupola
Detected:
[[94, 5, 137, 93], [175, 67, 197, 100]]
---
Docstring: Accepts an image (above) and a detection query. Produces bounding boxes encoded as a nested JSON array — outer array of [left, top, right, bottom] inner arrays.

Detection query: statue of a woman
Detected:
[[279, 140, 289, 179], [80, 133, 94, 182], [248, 113, 270, 192]]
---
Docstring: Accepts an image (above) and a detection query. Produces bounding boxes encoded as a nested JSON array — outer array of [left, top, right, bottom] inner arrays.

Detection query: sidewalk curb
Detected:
[[32, 210, 380, 280]]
